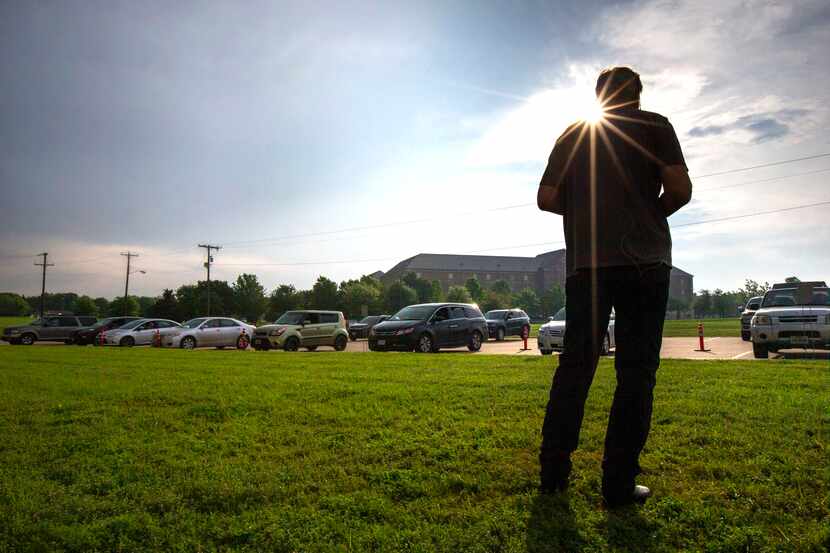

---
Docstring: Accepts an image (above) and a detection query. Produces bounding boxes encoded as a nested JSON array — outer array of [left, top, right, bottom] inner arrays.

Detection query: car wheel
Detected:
[[334, 334, 348, 351], [416, 333, 434, 353], [236, 335, 250, 350], [753, 342, 768, 359], [600, 334, 611, 356], [19, 333, 35, 346], [741, 332, 750, 342], [120, 336, 135, 348], [284, 336, 300, 352], [496, 327, 505, 341], [468, 330, 483, 352], [179, 336, 195, 350], [540, 349, 553, 355], [306, 345, 318, 352]]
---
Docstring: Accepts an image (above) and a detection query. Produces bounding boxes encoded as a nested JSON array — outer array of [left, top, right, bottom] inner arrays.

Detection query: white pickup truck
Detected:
[[750, 281, 830, 358]]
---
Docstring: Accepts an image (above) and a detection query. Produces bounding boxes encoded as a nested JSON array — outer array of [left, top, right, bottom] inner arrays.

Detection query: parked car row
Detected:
[[537, 307, 616, 356]]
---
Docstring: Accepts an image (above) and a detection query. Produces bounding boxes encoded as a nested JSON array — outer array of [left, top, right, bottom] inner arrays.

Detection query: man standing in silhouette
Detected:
[[536, 67, 692, 507]]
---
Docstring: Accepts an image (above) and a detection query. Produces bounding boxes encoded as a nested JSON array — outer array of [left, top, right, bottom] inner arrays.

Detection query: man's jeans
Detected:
[[540, 264, 670, 500]]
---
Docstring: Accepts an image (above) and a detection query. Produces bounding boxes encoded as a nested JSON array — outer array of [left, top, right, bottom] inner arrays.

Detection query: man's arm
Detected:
[[537, 182, 564, 215], [659, 164, 692, 216]]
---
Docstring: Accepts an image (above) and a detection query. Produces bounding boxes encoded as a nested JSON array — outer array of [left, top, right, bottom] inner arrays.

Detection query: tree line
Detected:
[[0, 272, 567, 323]]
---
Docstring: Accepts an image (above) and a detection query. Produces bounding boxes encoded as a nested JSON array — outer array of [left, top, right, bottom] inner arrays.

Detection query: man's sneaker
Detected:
[[603, 485, 652, 508]]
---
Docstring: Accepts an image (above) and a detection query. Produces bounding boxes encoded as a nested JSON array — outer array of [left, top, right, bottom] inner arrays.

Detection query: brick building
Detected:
[[375, 249, 693, 304]]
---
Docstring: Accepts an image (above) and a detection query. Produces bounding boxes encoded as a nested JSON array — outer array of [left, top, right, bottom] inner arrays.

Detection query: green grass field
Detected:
[[0, 316, 36, 329], [529, 318, 741, 339], [1, 348, 827, 552]]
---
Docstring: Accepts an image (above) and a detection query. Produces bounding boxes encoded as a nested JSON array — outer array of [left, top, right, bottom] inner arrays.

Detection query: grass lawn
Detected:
[[0, 316, 37, 329], [662, 318, 741, 338], [0, 349, 827, 552]]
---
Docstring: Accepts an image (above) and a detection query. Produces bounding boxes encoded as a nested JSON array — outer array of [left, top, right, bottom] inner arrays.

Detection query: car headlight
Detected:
[[753, 314, 771, 325], [269, 328, 285, 337], [8, 329, 20, 335], [394, 327, 415, 336]]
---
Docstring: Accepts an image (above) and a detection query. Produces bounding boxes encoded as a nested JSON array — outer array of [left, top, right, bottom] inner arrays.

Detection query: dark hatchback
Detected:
[[368, 303, 488, 353], [485, 309, 531, 341], [71, 316, 143, 345], [348, 315, 390, 340]]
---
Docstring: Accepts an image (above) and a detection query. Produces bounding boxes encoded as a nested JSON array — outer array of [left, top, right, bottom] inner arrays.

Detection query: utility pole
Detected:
[[34, 253, 54, 318], [121, 252, 139, 315], [198, 244, 221, 316]]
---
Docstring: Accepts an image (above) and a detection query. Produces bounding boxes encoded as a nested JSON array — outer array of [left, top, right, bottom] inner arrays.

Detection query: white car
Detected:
[[104, 318, 182, 347], [537, 307, 616, 356], [750, 281, 830, 358], [166, 317, 256, 349]]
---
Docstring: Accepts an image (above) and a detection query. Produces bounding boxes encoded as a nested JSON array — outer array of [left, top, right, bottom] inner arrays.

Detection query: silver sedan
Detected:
[[104, 318, 182, 347], [537, 308, 616, 355], [166, 317, 256, 349]]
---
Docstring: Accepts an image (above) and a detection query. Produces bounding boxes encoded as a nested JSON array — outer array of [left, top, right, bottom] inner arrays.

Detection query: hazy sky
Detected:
[[2, 0, 829, 298]]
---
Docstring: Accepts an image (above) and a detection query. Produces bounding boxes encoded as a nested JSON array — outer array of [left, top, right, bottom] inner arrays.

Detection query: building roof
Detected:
[[386, 250, 566, 275]]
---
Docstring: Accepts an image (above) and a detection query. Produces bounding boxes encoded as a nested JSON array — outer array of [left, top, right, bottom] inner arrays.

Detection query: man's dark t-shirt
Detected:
[[540, 108, 686, 275]]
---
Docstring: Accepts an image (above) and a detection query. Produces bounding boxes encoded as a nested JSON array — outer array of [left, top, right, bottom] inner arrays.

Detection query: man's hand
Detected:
[[659, 164, 692, 216], [538, 184, 564, 215]]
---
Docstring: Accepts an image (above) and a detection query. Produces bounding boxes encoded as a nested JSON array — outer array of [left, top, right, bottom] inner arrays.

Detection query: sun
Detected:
[[582, 99, 606, 124]]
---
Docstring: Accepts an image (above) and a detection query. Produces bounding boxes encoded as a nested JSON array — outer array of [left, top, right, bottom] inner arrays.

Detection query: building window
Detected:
[[448, 273, 454, 280], [486, 274, 491, 280], [524, 275, 528, 281], [416, 272, 421, 278]]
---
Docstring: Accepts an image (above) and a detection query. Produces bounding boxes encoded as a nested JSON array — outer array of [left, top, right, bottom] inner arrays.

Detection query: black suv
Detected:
[[369, 303, 488, 353], [348, 315, 390, 340], [71, 316, 143, 345], [485, 309, 531, 341]]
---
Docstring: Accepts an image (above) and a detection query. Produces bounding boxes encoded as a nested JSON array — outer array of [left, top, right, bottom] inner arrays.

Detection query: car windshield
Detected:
[[358, 316, 378, 324], [762, 287, 830, 307], [485, 310, 507, 320], [390, 305, 435, 321], [91, 318, 116, 329], [552, 308, 566, 321], [118, 319, 146, 330], [181, 318, 208, 329], [275, 312, 307, 325]]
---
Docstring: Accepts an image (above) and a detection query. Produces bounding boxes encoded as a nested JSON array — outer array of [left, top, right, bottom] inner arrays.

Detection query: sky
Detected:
[[1, 0, 829, 298]]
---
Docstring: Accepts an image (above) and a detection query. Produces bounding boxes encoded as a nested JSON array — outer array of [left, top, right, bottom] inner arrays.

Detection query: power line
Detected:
[[34, 253, 54, 318], [212, 199, 830, 269], [695, 167, 830, 192], [693, 152, 830, 179]]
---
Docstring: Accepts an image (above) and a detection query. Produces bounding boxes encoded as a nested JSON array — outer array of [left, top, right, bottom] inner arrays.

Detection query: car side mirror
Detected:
[[548, 316, 554, 321]]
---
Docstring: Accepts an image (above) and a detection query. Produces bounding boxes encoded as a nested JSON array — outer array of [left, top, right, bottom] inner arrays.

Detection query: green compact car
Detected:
[[252, 310, 349, 352]]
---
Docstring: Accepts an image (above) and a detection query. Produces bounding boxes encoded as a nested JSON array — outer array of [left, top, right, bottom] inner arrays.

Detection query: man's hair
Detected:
[[595, 66, 642, 108]]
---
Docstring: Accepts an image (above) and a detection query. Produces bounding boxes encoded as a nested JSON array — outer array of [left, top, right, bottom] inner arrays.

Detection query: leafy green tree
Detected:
[[491, 280, 512, 295], [402, 272, 434, 303], [737, 279, 770, 305], [233, 273, 267, 322], [784, 276, 800, 284], [0, 293, 31, 316], [176, 280, 234, 319], [93, 297, 110, 316], [513, 288, 541, 318], [666, 297, 688, 319], [339, 281, 381, 318], [540, 284, 565, 317], [693, 290, 712, 318], [385, 281, 418, 312], [137, 296, 155, 317], [446, 286, 472, 303], [266, 285, 303, 321], [148, 289, 180, 320], [310, 276, 339, 309], [480, 290, 509, 313], [430, 280, 444, 303], [109, 296, 140, 317], [465, 277, 484, 302], [73, 296, 98, 316]]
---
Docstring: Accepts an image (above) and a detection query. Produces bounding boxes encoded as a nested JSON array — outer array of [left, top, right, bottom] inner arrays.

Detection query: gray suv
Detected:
[[2, 315, 98, 345]]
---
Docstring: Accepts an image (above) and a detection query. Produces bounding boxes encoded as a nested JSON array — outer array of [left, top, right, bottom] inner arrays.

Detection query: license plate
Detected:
[[790, 336, 809, 345], [377, 339, 386, 346]]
